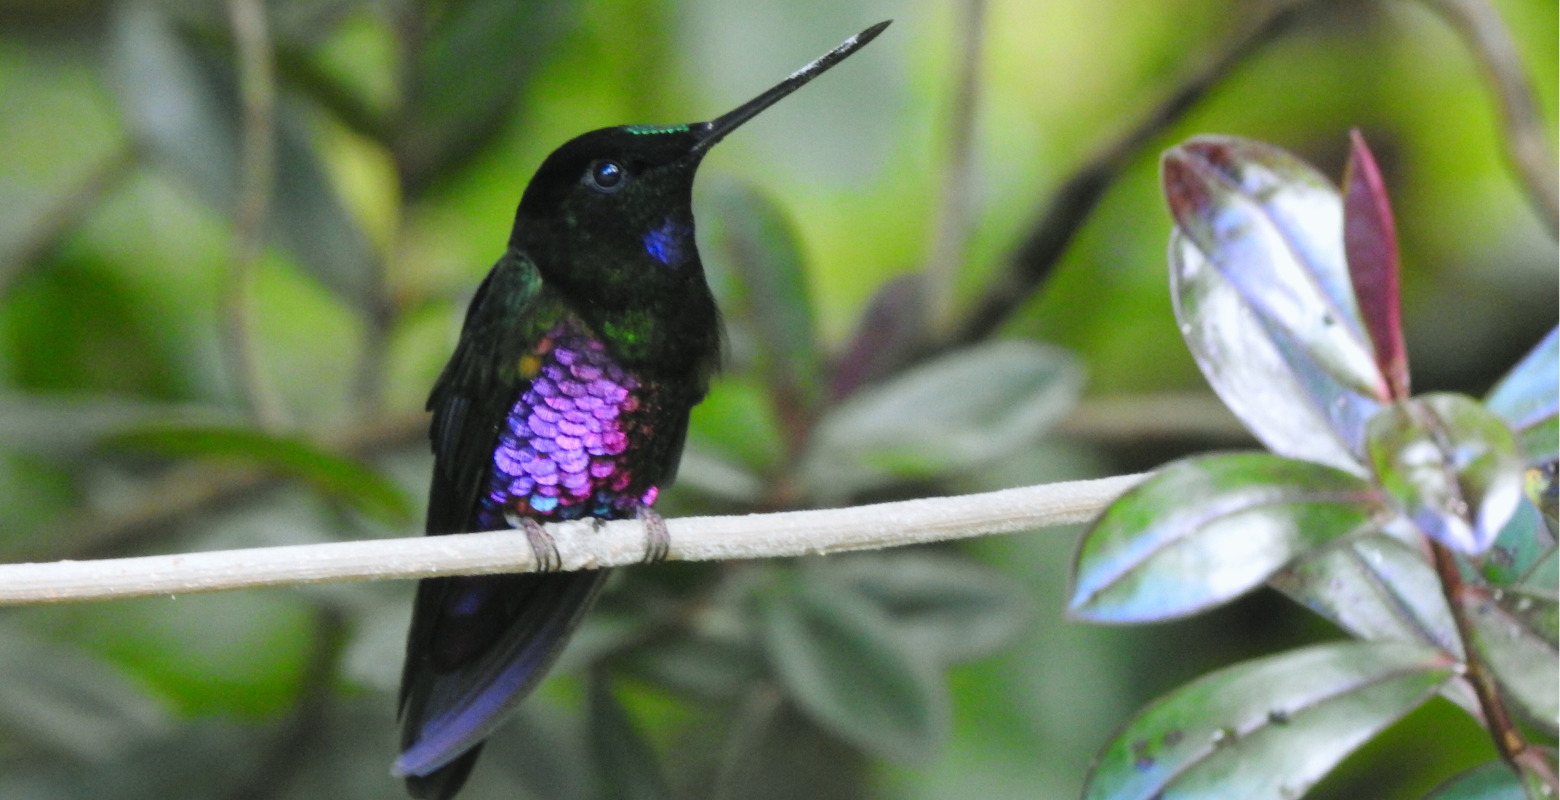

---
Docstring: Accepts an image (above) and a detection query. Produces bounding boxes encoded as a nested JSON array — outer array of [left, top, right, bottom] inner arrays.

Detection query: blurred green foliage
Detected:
[[0, 0, 1552, 799]]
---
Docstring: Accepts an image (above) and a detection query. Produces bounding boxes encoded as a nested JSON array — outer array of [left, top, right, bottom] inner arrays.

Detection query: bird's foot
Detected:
[[639, 507, 670, 564], [521, 518, 561, 573]]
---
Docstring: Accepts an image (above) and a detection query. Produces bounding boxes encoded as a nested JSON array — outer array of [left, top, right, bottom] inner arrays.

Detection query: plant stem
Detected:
[[948, 0, 1311, 346], [1429, 540, 1559, 793], [1422, 0, 1559, 237], [2, 143, 139, 294], [225, 0, 287, 431]]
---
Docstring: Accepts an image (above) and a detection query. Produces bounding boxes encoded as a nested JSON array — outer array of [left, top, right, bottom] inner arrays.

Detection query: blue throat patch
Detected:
[[642, 218, 688, 267]]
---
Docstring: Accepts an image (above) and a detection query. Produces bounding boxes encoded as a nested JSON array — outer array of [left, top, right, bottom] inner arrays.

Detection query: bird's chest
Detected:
[[476, 320, 678, 529]]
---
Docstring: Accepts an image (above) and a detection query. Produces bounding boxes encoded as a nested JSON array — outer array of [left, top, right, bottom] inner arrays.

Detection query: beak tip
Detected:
[[690, 21, 892, 155], [859, 20, 893, 44]]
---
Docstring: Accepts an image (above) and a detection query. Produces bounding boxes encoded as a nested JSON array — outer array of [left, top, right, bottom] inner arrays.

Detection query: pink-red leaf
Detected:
[[1343, 130, 1409, 400]]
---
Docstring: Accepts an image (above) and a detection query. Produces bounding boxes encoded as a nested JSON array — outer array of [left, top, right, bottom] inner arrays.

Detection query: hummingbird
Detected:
[[394, 22, 890, 799]]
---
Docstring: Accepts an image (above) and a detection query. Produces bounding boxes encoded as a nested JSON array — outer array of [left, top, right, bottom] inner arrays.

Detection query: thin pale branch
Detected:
[[1423, 0, 1559, 237], [0, 473, 1146, 606], [224, 0, 287, 430], [8, 396, 1240, 564], [924, 0, 988, 336]]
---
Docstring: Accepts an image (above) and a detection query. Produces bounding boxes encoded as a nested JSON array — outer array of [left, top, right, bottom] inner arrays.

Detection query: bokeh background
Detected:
[[0, 0, 1553, 798]]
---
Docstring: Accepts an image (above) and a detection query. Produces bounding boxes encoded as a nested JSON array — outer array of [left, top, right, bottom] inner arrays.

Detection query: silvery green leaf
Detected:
[[1270, 532, 1461, 656], [801, 339, 1081, 502], [1083, 641, 1454, 800], [1367, 394, 1525, 555], [1070, 453, 1382, 623], [1169, 230, 1376, 476], [1165, 135, 1391, 475], [1165, 137, 1384, 397], [1486, 327, 1558, 465]]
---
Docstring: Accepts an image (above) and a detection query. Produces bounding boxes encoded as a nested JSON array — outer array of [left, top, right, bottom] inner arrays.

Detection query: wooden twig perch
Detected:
[[0, 473, 1146, 606]]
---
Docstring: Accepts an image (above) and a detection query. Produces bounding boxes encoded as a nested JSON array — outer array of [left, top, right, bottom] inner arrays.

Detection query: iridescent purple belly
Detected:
[[476, 323, 658, 529]]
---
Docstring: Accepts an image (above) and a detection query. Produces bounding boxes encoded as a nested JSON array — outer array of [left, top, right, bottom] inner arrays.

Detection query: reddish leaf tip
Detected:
[[1343, 130, 1409, 401], [1161, 146, 1219, 229]]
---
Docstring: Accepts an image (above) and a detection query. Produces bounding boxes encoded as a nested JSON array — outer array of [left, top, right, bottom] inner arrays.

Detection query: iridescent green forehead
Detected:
[[624, 124, 690, 135]]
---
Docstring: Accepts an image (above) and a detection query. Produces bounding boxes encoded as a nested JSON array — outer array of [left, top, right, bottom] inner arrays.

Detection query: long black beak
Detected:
[[690, 20, 891, 155]]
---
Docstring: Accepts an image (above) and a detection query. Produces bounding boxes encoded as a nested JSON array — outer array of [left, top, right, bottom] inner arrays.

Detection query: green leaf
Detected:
[[1083, 641, 1454, 800], [0, 394, 237, 457], [709, 181, 825, 419], [396, 0, 572, 194], [757, 570, 948, 764], [1526, 462, 1558, 546], [1461, 586, 1558, 733], [707, 692, 871, 800], [1483, 498, 1558, 590], [631, 634, 765, 701], [0, 625, 169, 760], [1366, 394, 1525, 555], [1270, 532, 1461, 656], [107, 1, 378, 306], [686, 378, 786, 474], [588, 671, 670, 800], [818, 552, 1029, 664], [801, 339, 1081, 502], [1485, 328, 1558, 466], [103, 425, 412, 525], [0, 255, 184, 399], [64, 589, 317, 717], [1070, 453, 1382, 623], [1422, 761, 1526, 800]]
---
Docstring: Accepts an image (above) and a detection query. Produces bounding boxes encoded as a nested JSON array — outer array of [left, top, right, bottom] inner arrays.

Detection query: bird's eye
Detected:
[[584, 159, 626, 193]]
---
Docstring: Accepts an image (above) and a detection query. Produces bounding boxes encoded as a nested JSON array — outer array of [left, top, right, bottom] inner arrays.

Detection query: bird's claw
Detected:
[[639, 508, 670, 564], [521, 518, 561, 573]]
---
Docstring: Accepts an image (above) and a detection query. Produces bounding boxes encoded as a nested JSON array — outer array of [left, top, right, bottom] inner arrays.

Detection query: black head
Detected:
[[506, 22, 889, 366]]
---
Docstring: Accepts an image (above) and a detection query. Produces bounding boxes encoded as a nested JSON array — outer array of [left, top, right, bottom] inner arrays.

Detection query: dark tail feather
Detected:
[[405, 743, 483, 800], [398, 569, 610, 787]]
